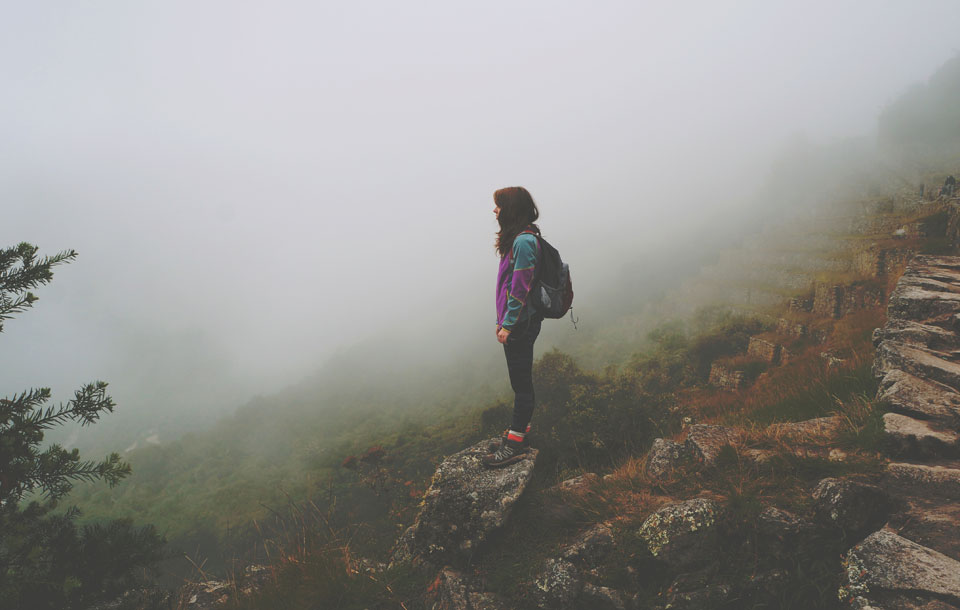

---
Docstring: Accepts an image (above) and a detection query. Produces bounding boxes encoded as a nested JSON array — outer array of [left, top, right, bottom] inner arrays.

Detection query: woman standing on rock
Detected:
[[483, 186, 544, 468]]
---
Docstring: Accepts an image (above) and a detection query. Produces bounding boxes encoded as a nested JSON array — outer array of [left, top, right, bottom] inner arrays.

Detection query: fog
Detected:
[[2, 1, 959, 444]]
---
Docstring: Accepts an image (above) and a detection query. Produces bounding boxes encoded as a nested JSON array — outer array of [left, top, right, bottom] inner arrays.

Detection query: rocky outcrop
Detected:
[[390, 438, 538, 569], [840, 529, 960, 609]]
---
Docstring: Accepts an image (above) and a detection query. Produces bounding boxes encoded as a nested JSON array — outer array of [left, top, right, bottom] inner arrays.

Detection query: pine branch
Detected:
[[16, 382, 113, 431], [0, 243, 77, 333], [22, 446, 130, 500], [0, 388, 52, 424]]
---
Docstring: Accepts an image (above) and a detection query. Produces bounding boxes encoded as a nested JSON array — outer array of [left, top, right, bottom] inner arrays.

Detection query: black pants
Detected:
[[503, 314, 543, 432]]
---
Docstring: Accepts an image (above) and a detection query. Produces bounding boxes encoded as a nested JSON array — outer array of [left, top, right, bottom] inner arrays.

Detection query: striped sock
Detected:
[[507, 430, 525, 442]]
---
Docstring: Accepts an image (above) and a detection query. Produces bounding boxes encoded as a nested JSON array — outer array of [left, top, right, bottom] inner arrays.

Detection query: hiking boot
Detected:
[[482, 437, 527, 468], [488, 429, 531, 453]]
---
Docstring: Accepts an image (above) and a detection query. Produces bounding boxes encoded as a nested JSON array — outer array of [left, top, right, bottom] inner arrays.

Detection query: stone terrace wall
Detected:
[[847, 254, 960, 609]]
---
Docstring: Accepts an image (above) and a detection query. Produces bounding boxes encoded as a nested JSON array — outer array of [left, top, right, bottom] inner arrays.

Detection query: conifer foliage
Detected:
[[0, 243, 163, 610]]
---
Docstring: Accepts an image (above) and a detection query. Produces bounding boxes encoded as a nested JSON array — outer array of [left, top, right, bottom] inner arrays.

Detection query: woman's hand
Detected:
[[497, 328, 511, 344]]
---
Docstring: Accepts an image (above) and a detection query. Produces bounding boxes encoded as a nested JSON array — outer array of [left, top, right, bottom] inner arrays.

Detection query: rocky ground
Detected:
[[413, 249, 960, 608]]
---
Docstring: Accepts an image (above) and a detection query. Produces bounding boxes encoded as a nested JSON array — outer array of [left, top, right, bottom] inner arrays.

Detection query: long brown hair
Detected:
[[494, 186, 540, 257]]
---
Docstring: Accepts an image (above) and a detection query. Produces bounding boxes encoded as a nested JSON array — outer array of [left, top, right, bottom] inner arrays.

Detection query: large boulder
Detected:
[[637, 498, 720, 571], [840, 529, 960, 609], [390, 438, 537, 568], [812, 478, 891, 537]]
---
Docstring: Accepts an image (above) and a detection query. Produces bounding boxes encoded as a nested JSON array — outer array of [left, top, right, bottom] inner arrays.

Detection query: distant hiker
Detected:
[[484, 186, 544, 468], [944, 175, 957, 198]]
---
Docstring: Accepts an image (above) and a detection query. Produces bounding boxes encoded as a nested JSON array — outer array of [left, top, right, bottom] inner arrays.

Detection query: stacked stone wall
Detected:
[[709, 363, 744, 390], [747, 337, 781, 363]]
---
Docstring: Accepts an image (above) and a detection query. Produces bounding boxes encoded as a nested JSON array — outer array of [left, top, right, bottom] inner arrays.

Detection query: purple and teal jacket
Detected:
[[496, 230, 540, 331]]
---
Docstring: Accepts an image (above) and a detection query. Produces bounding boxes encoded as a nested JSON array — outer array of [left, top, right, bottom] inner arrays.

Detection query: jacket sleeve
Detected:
[[501, 235, 539, 331]]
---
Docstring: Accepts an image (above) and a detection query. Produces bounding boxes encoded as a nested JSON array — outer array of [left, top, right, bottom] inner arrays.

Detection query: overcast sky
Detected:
[[2, 1, 959, 431]]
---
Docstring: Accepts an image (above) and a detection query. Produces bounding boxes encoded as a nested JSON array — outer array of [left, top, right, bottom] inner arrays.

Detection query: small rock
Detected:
[[638, 498, 720, 571], [709, 363, 745, 389], [765, 416, 843, 441], [562, 523, 616, 566], [429, 568, 509, 610], [820, 351, 847, 368], [558, 472, 598, 491], [580, 584, 626, 610], [533, 558, 582, 609], [747, 336, 782, 363], [757, 506, 815, 560], [646, 438, 689, 480], [662, 569, 732, 609], [741, 569, 790, 601], [812, 478, 891, 537], [684, 425, 740, 466]]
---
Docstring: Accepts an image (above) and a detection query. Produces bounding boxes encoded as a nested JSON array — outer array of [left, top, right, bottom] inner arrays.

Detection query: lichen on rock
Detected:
[[637, 498, 719, 571]]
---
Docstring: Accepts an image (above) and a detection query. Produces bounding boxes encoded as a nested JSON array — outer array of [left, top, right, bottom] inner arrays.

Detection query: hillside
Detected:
[[109, 165, 960, 610], [66, 54, 960, 610]]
